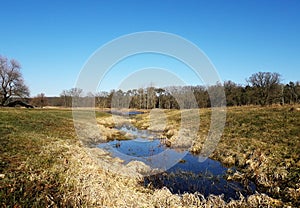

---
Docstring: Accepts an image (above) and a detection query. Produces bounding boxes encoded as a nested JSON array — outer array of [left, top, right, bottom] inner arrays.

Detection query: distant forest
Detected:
[[32, 72, 300, 108]]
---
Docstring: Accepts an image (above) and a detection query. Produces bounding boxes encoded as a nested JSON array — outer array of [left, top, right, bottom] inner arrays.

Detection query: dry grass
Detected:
[[0, 107, 298, 207], [132, 105, 300, 207]]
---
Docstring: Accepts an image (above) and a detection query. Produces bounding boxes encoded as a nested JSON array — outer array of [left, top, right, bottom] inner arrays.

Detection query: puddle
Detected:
[[98, 125, 256, 201], [106, 110, 144, 116], [116, 125, 157, 139]]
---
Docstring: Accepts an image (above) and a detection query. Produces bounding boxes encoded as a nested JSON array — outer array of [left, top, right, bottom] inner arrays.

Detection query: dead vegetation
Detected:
[[132, 105, 300, 206], [0, 106, 299, 207]]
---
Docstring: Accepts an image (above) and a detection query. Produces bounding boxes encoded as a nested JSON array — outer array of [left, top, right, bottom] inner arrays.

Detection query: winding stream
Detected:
[[98, 122, 256, 201]]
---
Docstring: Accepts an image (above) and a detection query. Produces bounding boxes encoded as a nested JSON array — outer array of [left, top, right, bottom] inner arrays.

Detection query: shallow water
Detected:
[[144, 153, 256, 201], [106, 110, 144, 116], [98, 125, 256, 201]]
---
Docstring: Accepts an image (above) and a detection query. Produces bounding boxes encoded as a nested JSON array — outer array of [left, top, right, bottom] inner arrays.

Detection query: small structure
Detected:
[[6, 100, 34, 108]]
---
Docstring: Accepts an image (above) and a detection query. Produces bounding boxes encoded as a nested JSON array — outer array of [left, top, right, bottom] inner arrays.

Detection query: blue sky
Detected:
[[0, 0, 299, 96]]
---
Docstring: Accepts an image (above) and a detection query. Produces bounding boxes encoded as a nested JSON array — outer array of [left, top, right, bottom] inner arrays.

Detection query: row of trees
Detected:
[[1, 55, 299, 108], [59, 72, 300, 109]]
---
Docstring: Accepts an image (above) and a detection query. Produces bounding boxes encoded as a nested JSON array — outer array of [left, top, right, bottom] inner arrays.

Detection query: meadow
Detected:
[[0, 106, 299, 207]]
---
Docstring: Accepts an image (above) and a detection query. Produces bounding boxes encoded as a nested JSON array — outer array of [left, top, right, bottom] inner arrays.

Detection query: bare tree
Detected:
[[247, 72, 281, 106], [60, 90, 71, 107], [0, 56, 30, 106], [146, 86, 156, 109], [31, 93, 48, 108], [69, 87, 83, 98], [95, 91, 109, 108], [60, 88, 83, 107]]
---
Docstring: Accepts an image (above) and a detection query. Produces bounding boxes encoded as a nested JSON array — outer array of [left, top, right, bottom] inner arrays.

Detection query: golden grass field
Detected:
[[0, 106, 299, 207]]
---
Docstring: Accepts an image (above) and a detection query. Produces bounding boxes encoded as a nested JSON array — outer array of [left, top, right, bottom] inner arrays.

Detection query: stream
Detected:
[[98, 120, 256, 201]]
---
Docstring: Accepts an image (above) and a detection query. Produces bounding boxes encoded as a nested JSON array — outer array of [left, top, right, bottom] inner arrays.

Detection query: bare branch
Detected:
[[0, 55, 30, 106]]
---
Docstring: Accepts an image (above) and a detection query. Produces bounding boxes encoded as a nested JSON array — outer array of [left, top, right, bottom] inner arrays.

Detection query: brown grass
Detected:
[[0, 106, 298, 207], [132, 105, 300, 206]]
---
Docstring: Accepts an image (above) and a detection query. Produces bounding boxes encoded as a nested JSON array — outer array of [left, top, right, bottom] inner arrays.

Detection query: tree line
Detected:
[[58, 72, 300, 109], [1, 55, 299, 108]]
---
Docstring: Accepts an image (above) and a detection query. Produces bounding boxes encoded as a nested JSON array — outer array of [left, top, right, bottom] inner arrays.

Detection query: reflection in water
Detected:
[[98, 125, 256, 201], [106, 110, 144, 116]]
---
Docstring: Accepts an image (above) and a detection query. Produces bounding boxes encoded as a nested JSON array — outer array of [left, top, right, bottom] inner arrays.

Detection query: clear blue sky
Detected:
[[1, 0, 299, 96]]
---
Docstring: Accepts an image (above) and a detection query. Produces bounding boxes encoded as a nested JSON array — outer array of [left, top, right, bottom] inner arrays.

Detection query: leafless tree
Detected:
[[247, 72, 281, 106], [0, 56, 30, 106], [60, 88, 84, 107], [31, 93, 48, 108]]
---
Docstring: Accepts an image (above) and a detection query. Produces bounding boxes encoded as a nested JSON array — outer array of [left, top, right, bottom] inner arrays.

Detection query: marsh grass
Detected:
[[133, 106, 300, 206], [213, 106, 300, 206], [0, 107, 297, 207], [144, 169, 234, 195]]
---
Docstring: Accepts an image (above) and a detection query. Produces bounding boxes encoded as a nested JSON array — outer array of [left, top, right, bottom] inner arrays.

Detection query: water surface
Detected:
[[98, 125, 256, 201]]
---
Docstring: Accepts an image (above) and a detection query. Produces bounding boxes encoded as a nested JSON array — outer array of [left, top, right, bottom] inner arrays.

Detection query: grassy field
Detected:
[[133, 106, 300, 206], [0, 106, 299, 207]]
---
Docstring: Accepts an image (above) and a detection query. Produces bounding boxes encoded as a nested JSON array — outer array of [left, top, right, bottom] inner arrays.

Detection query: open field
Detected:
[[0, 106, 299, 207]]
